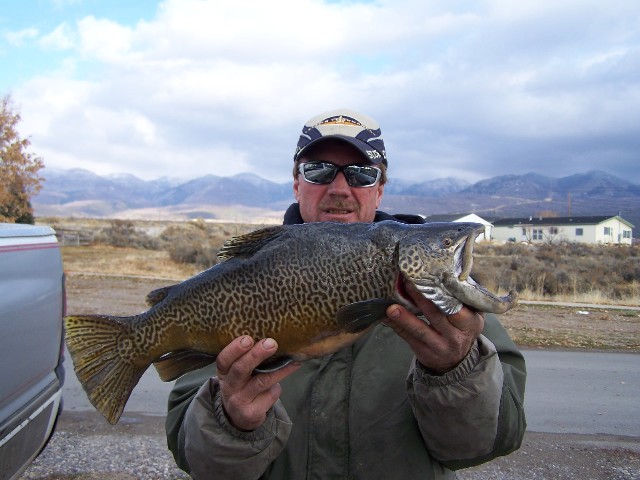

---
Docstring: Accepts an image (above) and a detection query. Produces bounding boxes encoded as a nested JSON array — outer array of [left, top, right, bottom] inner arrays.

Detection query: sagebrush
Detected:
[[473, 242, 640, 302]]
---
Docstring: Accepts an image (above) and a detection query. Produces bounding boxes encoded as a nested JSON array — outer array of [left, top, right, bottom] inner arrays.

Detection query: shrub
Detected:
[[167, 237, 219, 269], [94, 220, 159, 249], [473, 242, 640, 302]]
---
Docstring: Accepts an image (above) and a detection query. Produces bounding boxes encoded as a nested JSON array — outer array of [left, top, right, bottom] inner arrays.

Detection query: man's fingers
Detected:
[[233, 338, 280, 375], [218, 337, 280, 375], [252, 361, 301, 390], [403, 281, 483, 336], [402, 282, 458, 333], [386, 296, 485, 374], [219, 337, 300, 395], [228, 383, 284, 431], [215, 335, 255, 376], [386, 304, 439, 348], [220, 347, 301, 431]]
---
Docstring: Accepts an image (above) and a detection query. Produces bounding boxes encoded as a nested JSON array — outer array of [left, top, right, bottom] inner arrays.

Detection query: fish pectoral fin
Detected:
[[217, 225, 286, 261], [145, 285, 174, 306], [336, 299, 396, 333], [254, 356, 294, 374], [153, 350, 217, 381]]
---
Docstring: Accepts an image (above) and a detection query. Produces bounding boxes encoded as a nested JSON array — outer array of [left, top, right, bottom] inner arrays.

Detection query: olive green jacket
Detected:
[[166, 314, 526, 479], [166, 207, 526, 479]]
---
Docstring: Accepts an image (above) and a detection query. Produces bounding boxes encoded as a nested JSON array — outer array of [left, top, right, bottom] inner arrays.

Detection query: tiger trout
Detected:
[[65, 221, 517, 424]]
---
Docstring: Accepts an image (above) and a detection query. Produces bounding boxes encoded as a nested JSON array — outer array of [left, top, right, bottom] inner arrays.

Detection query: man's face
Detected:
[[294, 140, 384, 223]]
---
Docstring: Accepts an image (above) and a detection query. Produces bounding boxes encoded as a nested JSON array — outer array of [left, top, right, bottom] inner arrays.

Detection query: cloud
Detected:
[[4, 27, 39, 46], [9, 0, 640, 185], [39, 23, 75, 49], [76, 16, 133, 61]]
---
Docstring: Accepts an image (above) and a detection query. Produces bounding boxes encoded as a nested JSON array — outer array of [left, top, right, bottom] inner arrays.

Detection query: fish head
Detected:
[[397, 222, 517, 315]]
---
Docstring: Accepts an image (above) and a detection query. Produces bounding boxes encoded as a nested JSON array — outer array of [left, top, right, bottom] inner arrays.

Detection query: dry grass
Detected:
[[61, 245, 198, 280], [519, 289, 640, 306], [473, 242, 640, 306]]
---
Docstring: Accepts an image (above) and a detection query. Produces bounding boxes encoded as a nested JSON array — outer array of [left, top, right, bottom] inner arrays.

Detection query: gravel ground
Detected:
[[20, 412, 190, 480], [20, 411, 640, 480]]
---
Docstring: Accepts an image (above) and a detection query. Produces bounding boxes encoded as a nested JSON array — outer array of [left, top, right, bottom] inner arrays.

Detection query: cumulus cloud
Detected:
[[76, 16, 133, 61], [39, 23, 75, 49], [9, 0, 640, 184], [4, 27, 39, 46]]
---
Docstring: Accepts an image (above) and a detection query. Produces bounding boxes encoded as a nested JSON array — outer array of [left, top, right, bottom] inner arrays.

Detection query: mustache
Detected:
[[319, 200, 360, 211]]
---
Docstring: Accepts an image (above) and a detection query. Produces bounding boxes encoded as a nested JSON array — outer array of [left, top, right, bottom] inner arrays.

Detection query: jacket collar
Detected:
[[283, 203, 426, 225]]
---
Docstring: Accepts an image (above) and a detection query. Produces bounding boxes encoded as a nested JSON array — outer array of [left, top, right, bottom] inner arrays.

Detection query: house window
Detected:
[[549, 227, 558, 235], [576, 228, 583, 236], [532, 228, 544, 240], [604, 227, 612, 236], [623, 230, 631, 239]]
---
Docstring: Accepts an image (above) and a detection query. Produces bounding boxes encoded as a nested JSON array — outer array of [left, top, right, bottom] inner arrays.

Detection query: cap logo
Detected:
[[294, 109, 387, 165], [315, 115, 366, 129], [366, 150, 384, 161]]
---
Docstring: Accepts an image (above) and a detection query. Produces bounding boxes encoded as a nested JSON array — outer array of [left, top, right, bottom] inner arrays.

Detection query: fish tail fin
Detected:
[[65, 314, 146, 424]]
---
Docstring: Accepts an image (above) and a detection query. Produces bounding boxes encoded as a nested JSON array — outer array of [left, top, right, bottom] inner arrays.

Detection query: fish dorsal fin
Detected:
[[153, 350, 217, 381], [336, 299, 396, 333], [145, 285, 174, 306], [217, 225, 286, 261]]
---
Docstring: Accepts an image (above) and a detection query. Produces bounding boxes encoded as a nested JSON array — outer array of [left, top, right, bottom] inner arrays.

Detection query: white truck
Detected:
[[0, 223, 65, 480]]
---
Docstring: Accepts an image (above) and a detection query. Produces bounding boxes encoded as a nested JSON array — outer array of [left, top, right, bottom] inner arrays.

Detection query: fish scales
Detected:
[[142, 227, 396, 351], [65, 221, 517, 424]]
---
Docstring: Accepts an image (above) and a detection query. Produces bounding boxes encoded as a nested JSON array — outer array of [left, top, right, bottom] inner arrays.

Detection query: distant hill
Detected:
[[33, 168, 640, 235], [465, 170, 640, 198]]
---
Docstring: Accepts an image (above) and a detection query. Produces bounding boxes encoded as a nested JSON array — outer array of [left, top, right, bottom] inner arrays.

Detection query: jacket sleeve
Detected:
[[406, 313, 527, 469], [165, 366, 293, 480]]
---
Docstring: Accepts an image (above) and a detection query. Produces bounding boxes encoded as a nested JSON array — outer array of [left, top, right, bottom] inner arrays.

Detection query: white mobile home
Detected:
[[491, 215, 634, 245]]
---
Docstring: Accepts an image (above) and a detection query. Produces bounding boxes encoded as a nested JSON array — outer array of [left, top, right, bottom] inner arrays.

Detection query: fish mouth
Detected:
[[445, 225, 518, 314], [454, 227, 479, 282]]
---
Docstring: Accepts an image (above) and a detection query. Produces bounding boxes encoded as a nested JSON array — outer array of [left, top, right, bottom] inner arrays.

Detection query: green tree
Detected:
[[0, 95, 44, 223]]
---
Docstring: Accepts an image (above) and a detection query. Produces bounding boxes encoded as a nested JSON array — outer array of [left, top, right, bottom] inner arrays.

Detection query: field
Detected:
[[49, 217, 640, 351]]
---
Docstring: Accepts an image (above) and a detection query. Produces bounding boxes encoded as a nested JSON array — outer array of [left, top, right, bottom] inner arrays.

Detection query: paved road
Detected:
[[520, 300, 640, 311], [523, 349, 639, 436], [63, 347, 640, 437]]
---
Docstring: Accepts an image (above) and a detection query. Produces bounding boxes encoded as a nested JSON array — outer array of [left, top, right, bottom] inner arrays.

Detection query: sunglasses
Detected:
[[298, 162, 382, 188]]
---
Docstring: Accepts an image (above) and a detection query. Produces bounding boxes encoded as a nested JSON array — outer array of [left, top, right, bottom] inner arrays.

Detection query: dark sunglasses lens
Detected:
[[344, 166, 380, 187], [302, 163, 338, 184]]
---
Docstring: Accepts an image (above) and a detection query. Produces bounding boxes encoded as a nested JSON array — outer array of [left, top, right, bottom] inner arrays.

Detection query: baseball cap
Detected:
[[293, 108, 387, 165]]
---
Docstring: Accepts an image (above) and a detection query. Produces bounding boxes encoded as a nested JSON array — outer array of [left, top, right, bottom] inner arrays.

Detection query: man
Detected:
[[166, 109, 527, 479]]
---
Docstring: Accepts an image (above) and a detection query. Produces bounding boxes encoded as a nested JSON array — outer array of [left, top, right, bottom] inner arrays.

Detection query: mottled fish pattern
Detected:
[[65, 221, 517, 424]]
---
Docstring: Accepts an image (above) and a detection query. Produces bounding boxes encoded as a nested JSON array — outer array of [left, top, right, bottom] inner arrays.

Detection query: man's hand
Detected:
[[385, 282, 484, 374], [216, 336, 300, 431]]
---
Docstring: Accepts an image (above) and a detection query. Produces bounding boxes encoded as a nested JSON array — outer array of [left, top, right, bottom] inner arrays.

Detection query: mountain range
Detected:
[[33, 168, 640, 234]]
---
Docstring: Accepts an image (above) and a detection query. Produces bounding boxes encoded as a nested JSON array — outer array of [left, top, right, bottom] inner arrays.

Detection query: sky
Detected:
[[1, 0, 639, 185]]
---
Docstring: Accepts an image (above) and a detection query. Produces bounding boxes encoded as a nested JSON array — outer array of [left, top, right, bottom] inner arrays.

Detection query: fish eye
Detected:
[[442, 237, 453, 247]]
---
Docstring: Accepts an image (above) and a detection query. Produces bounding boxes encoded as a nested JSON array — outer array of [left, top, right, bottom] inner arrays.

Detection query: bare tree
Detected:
[[542, 226, 562, 245], [0, 95, 44, 223]]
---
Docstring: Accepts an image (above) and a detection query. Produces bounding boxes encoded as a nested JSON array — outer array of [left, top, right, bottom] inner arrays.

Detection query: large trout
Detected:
[[65, 221, 517, 424]]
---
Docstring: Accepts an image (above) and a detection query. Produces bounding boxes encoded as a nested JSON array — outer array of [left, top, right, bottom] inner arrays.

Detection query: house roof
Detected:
[[423, 213, 490, 223], [492, 215, 634, 228]]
